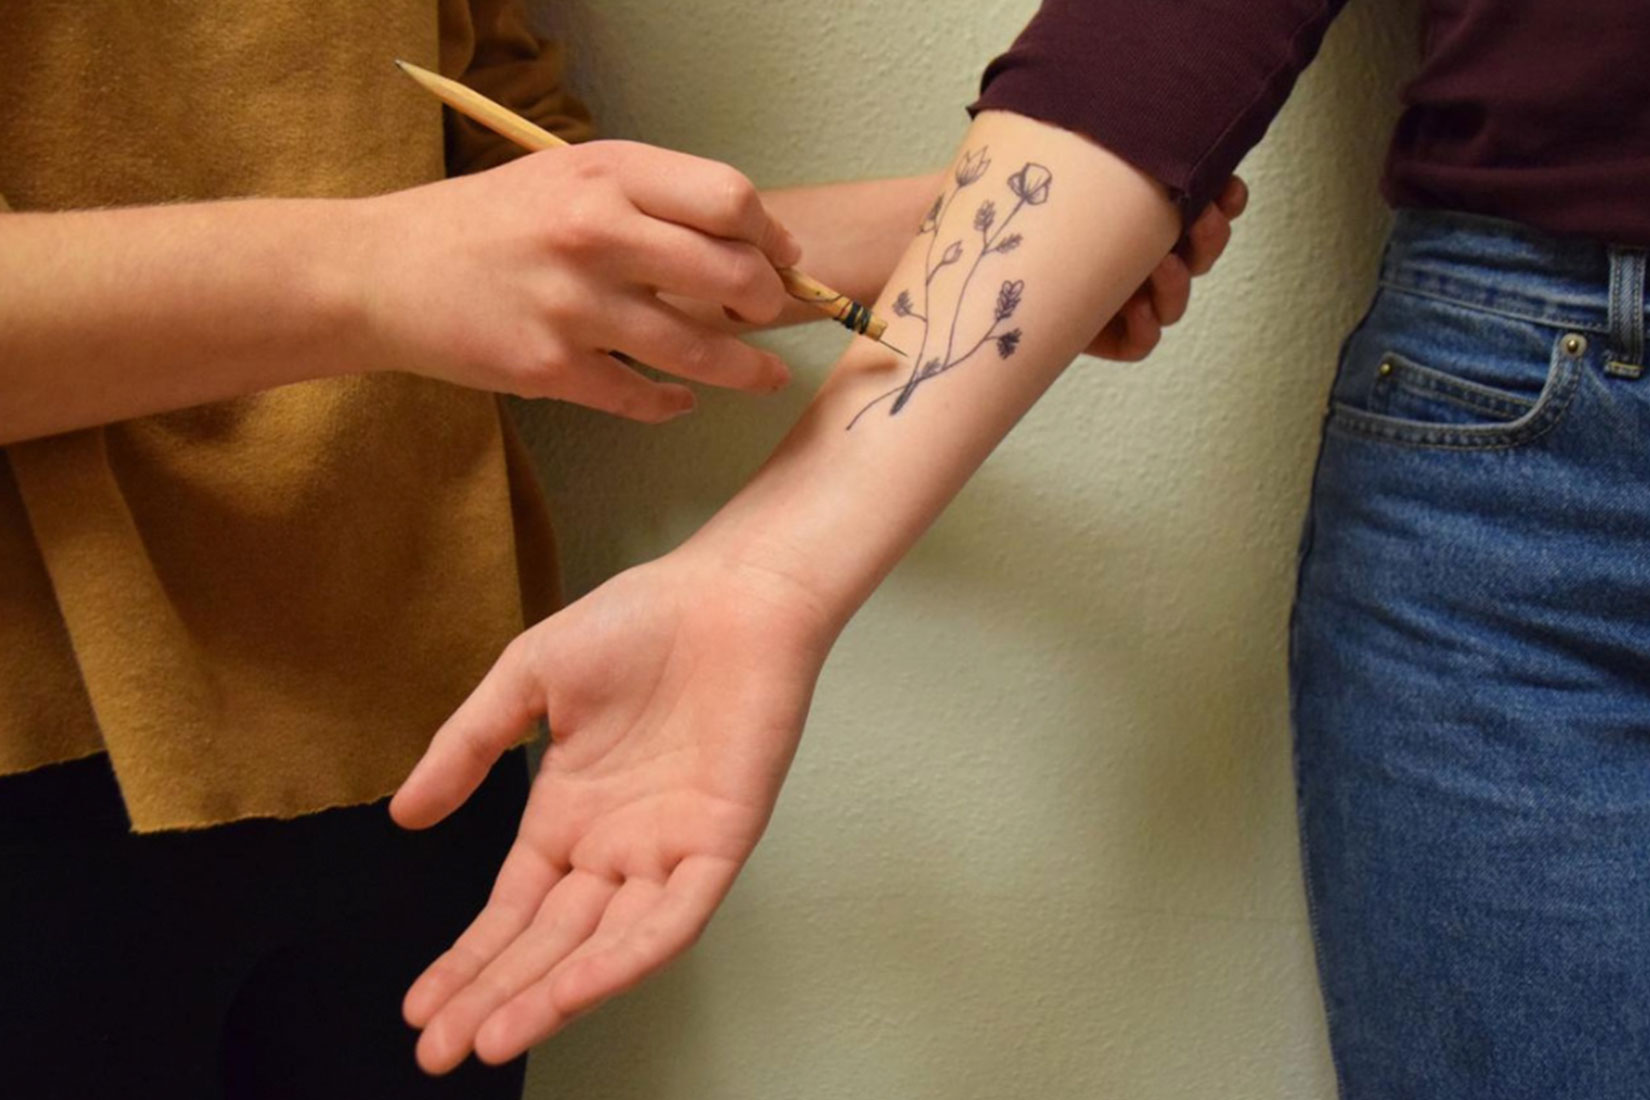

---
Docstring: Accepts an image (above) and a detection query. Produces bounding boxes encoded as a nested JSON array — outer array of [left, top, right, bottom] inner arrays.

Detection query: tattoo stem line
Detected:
[[942, 197, 1025, 372], [913, 186, 961, 374]]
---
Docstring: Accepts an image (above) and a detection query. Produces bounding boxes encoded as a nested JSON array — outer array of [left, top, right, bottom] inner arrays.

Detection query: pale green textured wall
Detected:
[[513, 2, 1415, 1096]]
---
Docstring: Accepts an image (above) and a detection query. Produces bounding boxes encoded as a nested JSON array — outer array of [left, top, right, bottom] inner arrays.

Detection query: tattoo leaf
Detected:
[[921, 357, 944, 379], [1007, 163, 1053, 206], [996, 329, 1022, 359], [974, 200, 996, 233], [955, 147, 991, 187], [995, 279, 1024, 322], [993, 233, 1022, 254], [941, 240, 964, 265]]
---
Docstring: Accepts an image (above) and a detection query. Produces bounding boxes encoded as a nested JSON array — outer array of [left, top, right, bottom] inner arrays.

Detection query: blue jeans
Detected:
[[1291, 209, 1650, 1098]]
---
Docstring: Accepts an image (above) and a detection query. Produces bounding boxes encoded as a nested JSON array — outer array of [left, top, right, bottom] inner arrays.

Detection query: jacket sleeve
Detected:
[[970, 0, 1352, 222], [439, 0, 596, 175]]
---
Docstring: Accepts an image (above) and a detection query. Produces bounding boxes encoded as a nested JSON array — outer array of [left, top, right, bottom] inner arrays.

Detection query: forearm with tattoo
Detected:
[[849, 149, 1054, 429]]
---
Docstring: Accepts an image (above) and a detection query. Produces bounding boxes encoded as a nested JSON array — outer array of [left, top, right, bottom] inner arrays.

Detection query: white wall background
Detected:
[[514, 2, 1417, 1096]]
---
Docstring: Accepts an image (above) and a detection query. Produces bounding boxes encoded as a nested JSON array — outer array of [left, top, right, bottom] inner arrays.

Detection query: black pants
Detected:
[[0, 749, 530, 1099]]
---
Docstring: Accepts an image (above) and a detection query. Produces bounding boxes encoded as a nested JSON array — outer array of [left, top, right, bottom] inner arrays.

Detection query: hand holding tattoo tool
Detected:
[[393, 60, 908, 357]]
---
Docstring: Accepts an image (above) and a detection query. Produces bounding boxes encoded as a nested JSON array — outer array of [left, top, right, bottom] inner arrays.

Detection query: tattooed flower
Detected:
[[918, 195, 943, 233], [995, 279, 1024, 322], [941, 240, 964, 265], [892, 289, 914, 317], [1007, 163, 1053, 205], [955, 147, 991, 187], [996, 329, 1023, 358], [993, 233, 1022, 254], [974, 200, 996, 233]]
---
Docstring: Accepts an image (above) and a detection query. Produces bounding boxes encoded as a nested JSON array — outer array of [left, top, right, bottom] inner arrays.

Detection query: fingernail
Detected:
[[765, 356, 791, 392], [670, 391, 696, 418]]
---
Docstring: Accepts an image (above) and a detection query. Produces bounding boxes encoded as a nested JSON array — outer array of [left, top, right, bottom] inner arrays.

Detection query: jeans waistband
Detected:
[[1381, 208, 1647, 377]]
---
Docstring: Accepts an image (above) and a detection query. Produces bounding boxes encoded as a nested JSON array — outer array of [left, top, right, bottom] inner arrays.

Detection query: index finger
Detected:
[[608, 144, 802, 268]]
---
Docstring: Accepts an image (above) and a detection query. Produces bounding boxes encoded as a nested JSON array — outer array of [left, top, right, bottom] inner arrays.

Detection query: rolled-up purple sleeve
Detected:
[[970, 0, 1350, 222]]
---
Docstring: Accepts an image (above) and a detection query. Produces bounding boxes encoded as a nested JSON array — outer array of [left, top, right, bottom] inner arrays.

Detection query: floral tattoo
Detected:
[[848, 148, 1052, 429]]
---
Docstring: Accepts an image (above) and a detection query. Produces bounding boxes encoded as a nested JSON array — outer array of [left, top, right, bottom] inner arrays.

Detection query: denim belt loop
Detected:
[[1605, 246, 1647, 379]]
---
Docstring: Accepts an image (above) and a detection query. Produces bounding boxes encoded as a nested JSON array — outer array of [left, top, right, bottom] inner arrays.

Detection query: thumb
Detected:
[[390, 634, 545, 830], [757, 212, 803, 270]]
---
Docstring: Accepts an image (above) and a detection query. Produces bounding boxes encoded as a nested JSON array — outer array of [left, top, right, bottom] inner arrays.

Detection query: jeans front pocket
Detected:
[[1366, 352, 1537, 426], [1324, 289, 1587, 452]]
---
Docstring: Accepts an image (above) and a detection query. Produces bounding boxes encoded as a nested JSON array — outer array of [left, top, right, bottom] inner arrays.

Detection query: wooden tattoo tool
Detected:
[[393, 60, 907, 357]]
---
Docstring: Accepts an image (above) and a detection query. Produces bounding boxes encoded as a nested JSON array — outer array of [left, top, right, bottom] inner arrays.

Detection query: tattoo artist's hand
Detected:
[[1084, 176, 1247, 361], [357, 141, 801, 421], [389, 551, 833, 1073]]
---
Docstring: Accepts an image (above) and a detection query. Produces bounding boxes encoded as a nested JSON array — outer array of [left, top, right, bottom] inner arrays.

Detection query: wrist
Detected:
[[306, 195, 397, 379], [675, 520, 856, 650], [681, 469, 907, 645], [680, 338, 949, 639]]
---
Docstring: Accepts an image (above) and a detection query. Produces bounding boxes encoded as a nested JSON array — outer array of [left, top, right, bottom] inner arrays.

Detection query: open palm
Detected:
[[389, 553, 833, 1073]]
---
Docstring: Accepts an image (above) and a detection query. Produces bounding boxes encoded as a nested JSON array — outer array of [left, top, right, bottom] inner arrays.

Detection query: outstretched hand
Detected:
[[389, 551, 834, 1074], [1084, 175, 1247, 361]]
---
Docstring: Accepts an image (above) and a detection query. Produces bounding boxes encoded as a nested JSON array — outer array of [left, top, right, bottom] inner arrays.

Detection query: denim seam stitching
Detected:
[[1376, 280, 1610, 335], [1609, 250, 1645, 367], [1380, 358, 1536, 420], [1326, 343, 1581, 451], [1392, 382, 1528, 420], [1608, 252, 1629, 364], [1633, 254, 1647, 363]]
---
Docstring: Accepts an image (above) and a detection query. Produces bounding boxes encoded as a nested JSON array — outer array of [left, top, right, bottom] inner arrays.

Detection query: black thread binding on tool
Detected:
[[836, 299, 870, 335]]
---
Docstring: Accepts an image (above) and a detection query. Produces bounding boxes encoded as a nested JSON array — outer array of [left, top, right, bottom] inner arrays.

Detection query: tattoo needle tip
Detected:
[[879, 339, 910, 358]]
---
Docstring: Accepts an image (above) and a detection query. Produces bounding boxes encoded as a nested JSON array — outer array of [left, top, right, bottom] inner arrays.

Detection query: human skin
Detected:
[[0, 142, 800, 445], [389, 108, 1197, 1074], [0, 143, 1239, 446], [754, 172, 1245, 360]]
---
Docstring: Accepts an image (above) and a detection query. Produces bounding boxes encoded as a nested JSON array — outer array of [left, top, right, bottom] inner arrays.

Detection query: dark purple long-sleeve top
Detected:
[[972, 0, 1650, 248]]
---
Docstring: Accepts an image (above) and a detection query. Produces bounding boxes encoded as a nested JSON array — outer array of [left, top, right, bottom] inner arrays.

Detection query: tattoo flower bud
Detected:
[[941, 240, 964, 265], [918, 195, 943, 233], [892, 290, 914, 317], [995, 329, 1023, 358], [1007, 163, 1053, 205], [955, 147, 991, 187], [974, 200, 996, 233]]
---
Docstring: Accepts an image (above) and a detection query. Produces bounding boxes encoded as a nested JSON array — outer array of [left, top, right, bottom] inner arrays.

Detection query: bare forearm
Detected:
[[2, 139, 849, 444], [687, 112, 1179, 628], [0, 199, 373, 445], [760, 172, 945, 326]]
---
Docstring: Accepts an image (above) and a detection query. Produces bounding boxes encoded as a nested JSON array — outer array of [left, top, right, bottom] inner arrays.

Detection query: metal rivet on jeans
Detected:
[[1378, 360, 1394, 377], [1562, 334, 1588, 357]]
